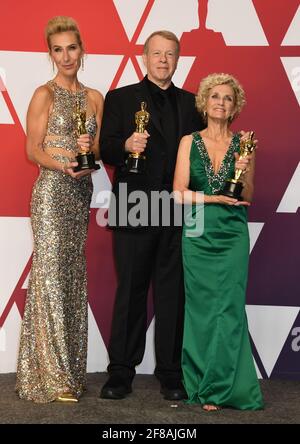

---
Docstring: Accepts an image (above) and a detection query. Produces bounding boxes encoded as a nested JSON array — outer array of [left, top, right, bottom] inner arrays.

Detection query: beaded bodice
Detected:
[[43, 80, 97, 153], [190, 132, 241, 195]]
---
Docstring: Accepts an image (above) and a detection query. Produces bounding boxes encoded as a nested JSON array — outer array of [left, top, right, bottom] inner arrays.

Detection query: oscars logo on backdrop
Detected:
[[181, 0, 225, 47]]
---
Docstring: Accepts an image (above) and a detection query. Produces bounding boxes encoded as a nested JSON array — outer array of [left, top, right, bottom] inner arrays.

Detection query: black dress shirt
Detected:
[[144, 76, 179, 186]]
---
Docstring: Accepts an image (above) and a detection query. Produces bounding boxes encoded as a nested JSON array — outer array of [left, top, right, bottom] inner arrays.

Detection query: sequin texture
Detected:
[[16, 81, 97, 403]]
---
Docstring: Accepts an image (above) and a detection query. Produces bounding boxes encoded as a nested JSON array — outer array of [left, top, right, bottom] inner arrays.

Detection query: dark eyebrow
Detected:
[[52, 43, 77, 49]]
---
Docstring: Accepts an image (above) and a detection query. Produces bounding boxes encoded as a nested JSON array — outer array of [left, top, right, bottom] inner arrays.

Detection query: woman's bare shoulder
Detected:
[[86, 87, 104, 103], [180, 134, 194, 145], [30, 83, 53, 104]]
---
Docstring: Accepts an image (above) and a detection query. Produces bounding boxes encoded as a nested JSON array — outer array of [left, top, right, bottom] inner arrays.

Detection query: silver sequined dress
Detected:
[[16, 81, 97, 403]]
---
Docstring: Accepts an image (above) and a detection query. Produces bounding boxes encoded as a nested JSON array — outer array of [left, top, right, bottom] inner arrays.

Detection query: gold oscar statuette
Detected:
[[220, 131, 256, 200], [73, 99, 100, 172], [127, 101, 150, 174]]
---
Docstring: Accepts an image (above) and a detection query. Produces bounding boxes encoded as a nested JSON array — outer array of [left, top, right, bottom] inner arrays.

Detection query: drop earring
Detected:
[[81, 57, 84, 71]]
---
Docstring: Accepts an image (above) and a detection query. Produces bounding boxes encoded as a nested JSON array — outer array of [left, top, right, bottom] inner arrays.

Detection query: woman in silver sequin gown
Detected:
[[16, 16, 104, 403]]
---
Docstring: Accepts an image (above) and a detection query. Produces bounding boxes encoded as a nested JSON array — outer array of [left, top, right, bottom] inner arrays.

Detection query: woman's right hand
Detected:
[[234, 152, 251, 173]]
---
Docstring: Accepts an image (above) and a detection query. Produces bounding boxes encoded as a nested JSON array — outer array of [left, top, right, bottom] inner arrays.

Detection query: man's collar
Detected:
[[144, 75, 174, 95]]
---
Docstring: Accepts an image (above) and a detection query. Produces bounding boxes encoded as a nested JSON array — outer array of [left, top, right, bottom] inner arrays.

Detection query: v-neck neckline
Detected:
[[192, 131, 239, 195], [198, 132, 235, 177]]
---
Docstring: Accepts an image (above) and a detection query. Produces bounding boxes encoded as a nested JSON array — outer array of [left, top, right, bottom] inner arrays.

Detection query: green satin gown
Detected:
[[182, 132, 264, 410]]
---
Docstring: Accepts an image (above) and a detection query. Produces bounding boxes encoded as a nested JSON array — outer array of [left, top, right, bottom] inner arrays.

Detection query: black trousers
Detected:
[[108, 227, 185, 382]]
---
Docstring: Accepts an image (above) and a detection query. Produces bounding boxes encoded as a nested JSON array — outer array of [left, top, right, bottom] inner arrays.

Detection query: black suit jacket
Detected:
[[100, 77, 204, 228]]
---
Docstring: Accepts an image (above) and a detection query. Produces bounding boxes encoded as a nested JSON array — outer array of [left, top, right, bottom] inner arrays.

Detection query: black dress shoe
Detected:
[[100, 375, 132, 400], [160, 379, 188, 401]]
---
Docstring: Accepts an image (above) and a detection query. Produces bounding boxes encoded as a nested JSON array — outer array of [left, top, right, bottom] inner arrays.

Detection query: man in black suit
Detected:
[[100, 30, 204, 400]]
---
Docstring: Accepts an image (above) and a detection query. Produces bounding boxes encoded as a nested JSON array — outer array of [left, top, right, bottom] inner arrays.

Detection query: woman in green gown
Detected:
[[173, 73, 263, 411]]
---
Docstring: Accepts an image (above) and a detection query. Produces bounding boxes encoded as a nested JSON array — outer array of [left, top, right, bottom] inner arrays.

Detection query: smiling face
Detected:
[[50, 31, 83, 77], [142, 35, 179, 88], [205, 84, 236, 123]]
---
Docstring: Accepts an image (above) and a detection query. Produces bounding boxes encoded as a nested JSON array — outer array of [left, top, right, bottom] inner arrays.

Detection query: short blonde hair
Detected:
[[45, 16, 84, 52], [196, 73, 246, 122], [143, 30, 180, 56]]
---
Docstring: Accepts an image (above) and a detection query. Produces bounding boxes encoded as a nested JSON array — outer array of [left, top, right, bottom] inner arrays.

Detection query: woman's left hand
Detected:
[[77, 133, 93, 151], [234, 200, 251, 206], [63, 160, 95, 179]]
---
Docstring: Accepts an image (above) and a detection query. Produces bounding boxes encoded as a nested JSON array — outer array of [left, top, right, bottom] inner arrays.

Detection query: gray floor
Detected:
[[1, 373, 300, 424]]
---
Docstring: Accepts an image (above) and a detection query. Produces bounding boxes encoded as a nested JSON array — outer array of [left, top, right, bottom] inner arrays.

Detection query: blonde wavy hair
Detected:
[[196, 73, 246, 123]]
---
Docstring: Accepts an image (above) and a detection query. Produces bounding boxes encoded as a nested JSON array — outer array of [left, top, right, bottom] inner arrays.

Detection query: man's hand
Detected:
[[125, 130, 150, 153]]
